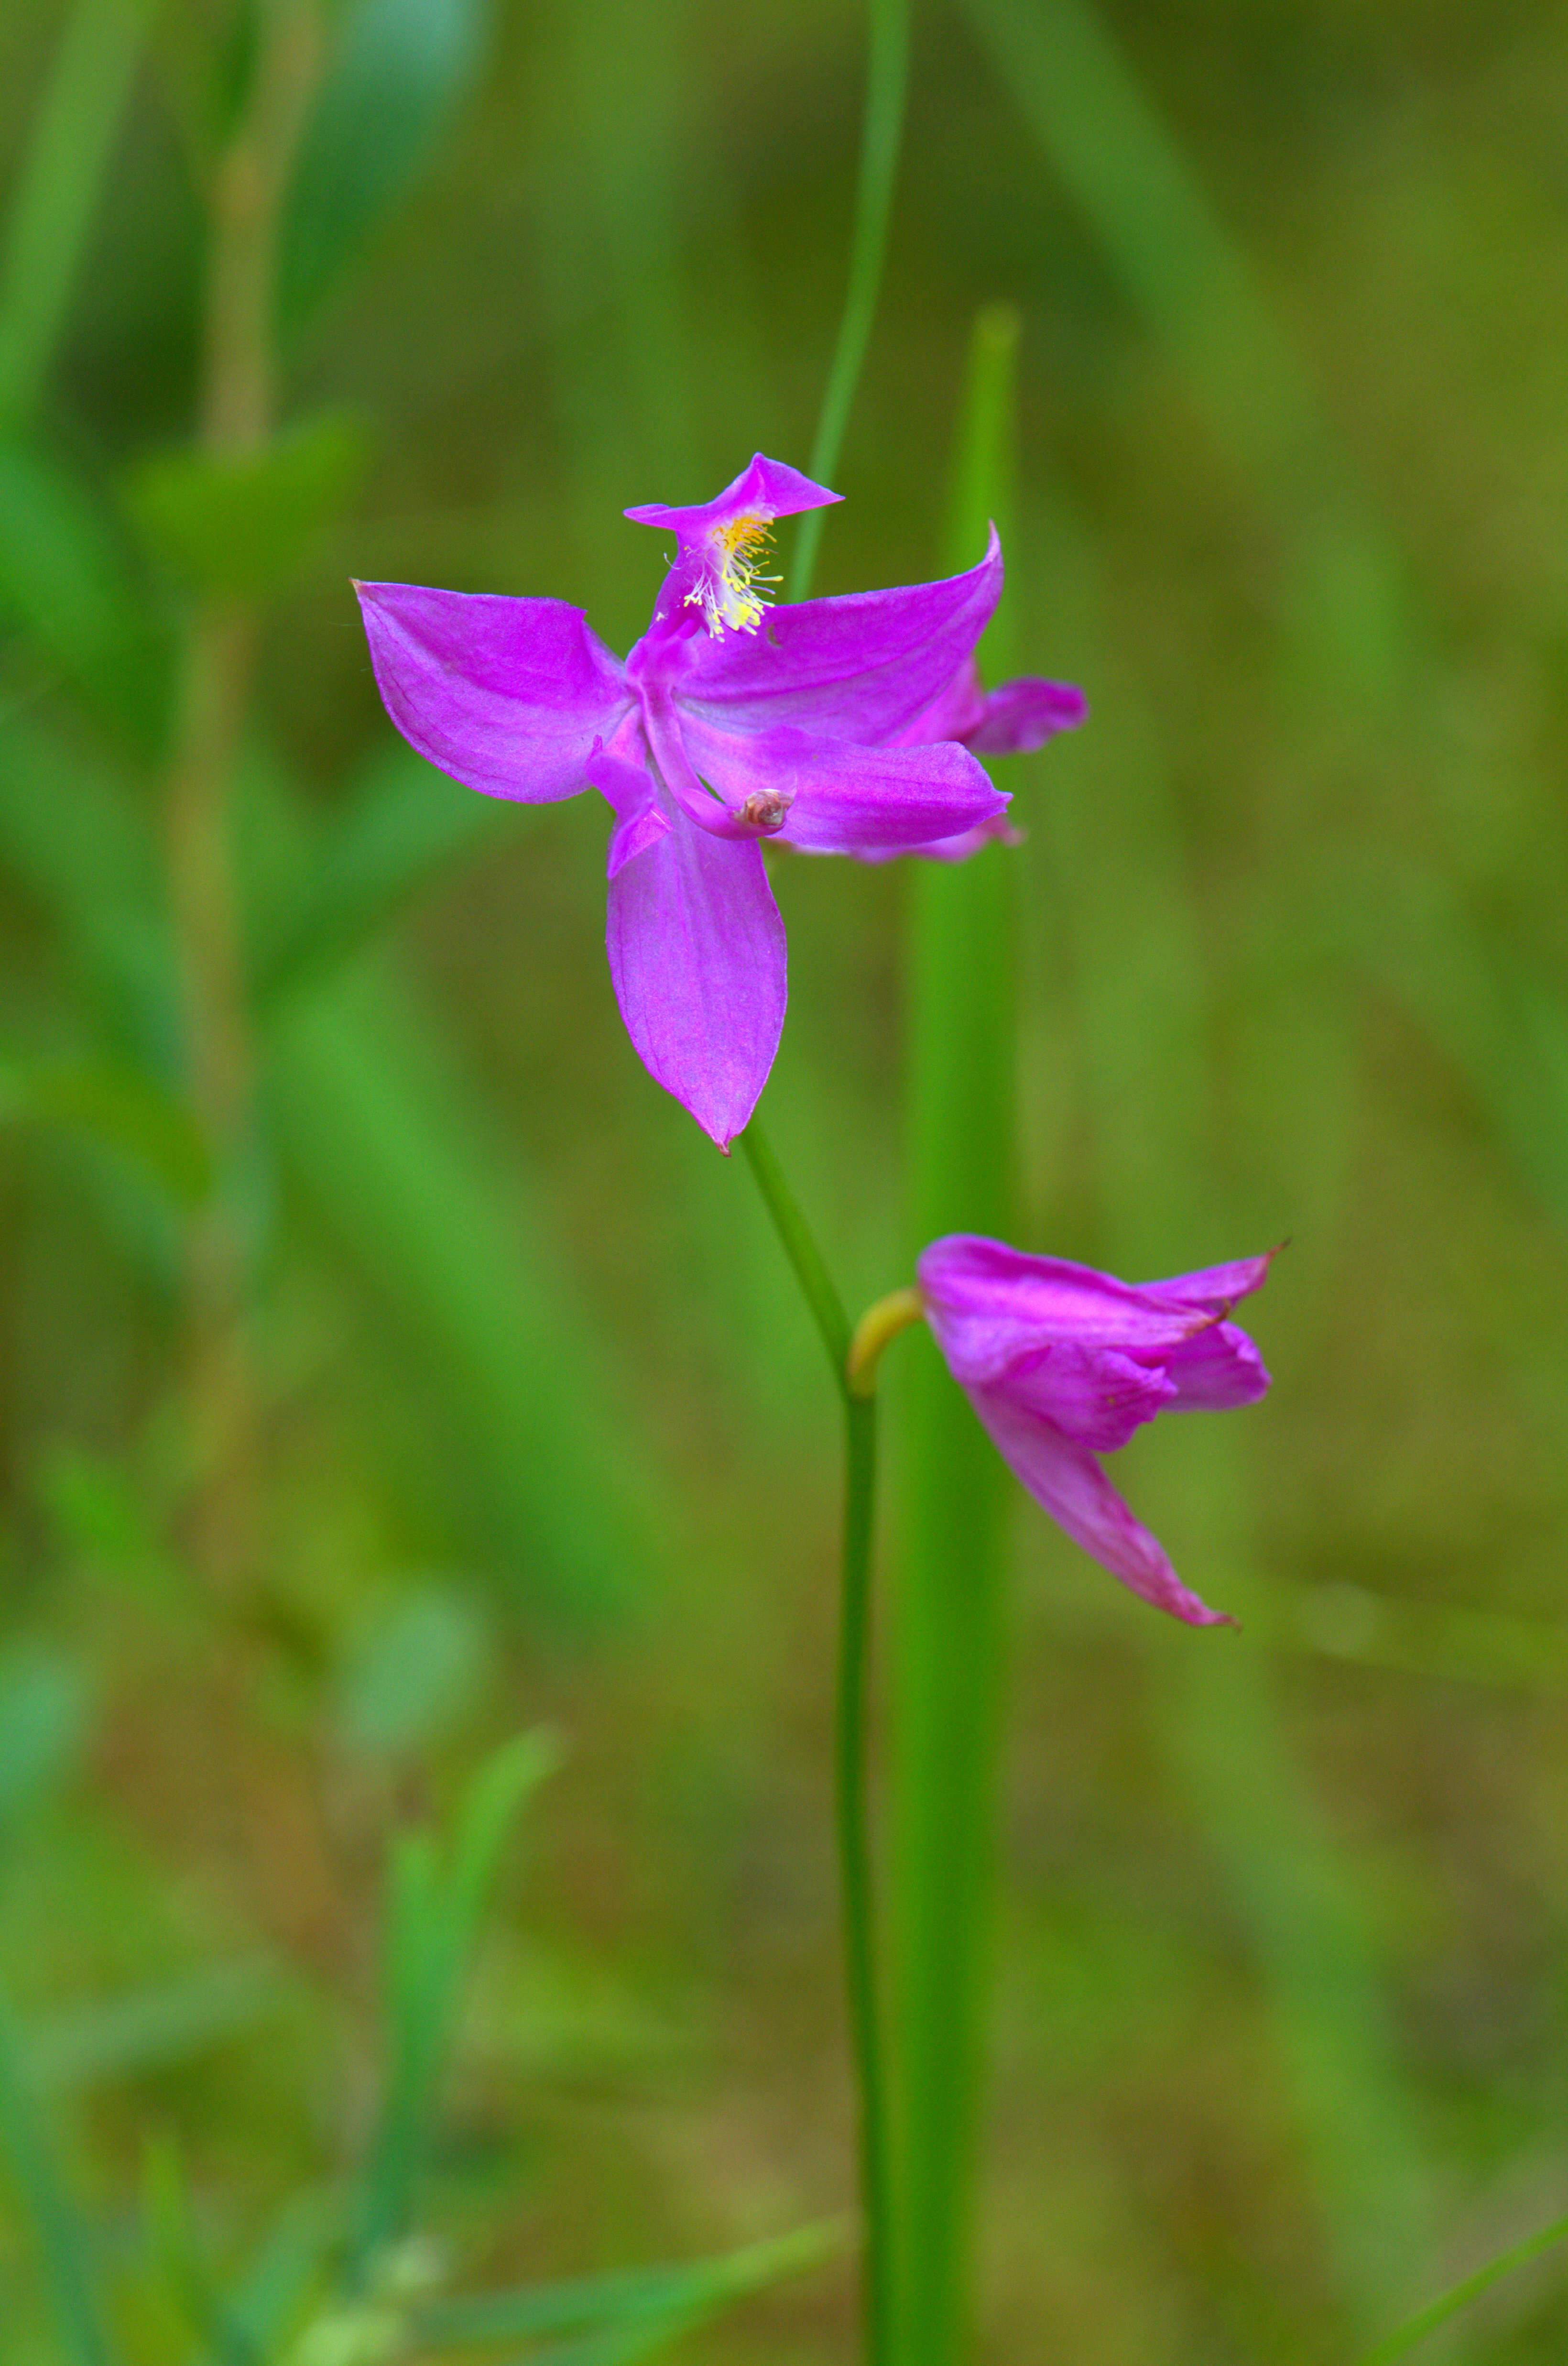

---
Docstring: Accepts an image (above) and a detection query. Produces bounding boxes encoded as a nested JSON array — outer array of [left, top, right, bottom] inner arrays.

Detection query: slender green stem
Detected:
[[788, 0, 912, 601], [737, 1120, 891, 2366], [1352, 2211, 1568, 2366], [737, 1124, 851, 1378], [838, 1388, 891, 2366]]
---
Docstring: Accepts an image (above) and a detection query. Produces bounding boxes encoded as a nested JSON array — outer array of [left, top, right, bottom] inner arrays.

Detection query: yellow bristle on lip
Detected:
[[686, 510, 780, 636]]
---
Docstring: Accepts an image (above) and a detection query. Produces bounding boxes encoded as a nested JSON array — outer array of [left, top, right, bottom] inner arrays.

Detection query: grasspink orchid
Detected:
[[917, 1235, 1274, 1625], [355, 455, 1081, 1146]]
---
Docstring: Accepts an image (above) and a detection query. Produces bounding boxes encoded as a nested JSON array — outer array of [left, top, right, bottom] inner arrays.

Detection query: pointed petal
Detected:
[[1137, 1249, 1278, 1314], [918, 1234, 1224, 1381], [355, 582, 627, 802], [965, 676, 1088, 755], [967, 1390, 1230, 1626], [680, 717, 1007, 854], [625, 453, 840, 534], [605, 810, 785, 1148], [672, 532, 1004, 743]]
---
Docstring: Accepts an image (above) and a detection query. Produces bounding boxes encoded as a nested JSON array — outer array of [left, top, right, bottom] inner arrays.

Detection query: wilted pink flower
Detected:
[[355, 455, 1080, 1145], [918, 1235, 1275, 1625]]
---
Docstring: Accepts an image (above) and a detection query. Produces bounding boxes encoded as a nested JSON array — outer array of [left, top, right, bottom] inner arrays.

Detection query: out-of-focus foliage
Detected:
[[3, 0, 1568, 2360]]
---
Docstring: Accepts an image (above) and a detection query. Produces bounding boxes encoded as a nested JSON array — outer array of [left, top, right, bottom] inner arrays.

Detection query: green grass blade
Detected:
[[960, 0, 1311, 482], [252, 743, 519, 1008], [417, 2220, 842, 2344], [889, 305, 1020, 2366], [219, 2188, 342, 2360], [0, 712, 173, 1065], [0, 1986, 110, 2366], [0, 0, 149, 427], [0, 1645, 87, 1828], [263, 954, 663, 1625], [496, 2315, 707, 2366], [0, 1054, 210, 1205], [1352, 2210, 1568, 2366], [963, 0, 1421, 716], [1033, 486, 1434, 2334], [353, 1732, 556, 2273], [0, 437, 163, 740], [142, 2130, 258, 2366], [279, 0, 495, 332], [789, 0, 911, 599], [23, 1963, 285, 2094]]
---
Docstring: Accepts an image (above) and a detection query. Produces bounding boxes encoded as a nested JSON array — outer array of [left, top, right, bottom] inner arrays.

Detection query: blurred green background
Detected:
[[3, 0, 1568, 2359]]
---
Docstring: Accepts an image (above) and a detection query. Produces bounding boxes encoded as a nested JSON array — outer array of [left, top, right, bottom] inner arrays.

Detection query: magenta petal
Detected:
[[918, 1235, 1229, 1382], [605, 810, 785, 1148], [680, 717, 1007, 853], [1002, 1344, 1177, 1453], [585, 734, 670, 878], [967, 1390, 1230, 1626], [673, 532, 1004, 743], [356, 582, 628, 802], [624, 452, 840, 535], [965, 677, 1088, 756], [1137, 1251, 1278, 1314], [1163, 1323, 1271, 1412]]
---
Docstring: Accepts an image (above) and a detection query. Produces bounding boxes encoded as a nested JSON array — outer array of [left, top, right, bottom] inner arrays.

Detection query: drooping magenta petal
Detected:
[[893, 658, 989, 746], [893, 659, 1086, 758], [1137, 1250, 1278, 1314], [604, 805, 785, 1148], [965, 1390, 1231, 1626], [1162, 1322, 1271, 1412], [918, 1235, 1233, 1384], [624, 453, 840, 536], [965, 676, 1088, 756], [356, 582, 628, 802], [667, 532, 1004, 743], [679, 717, 1008, 853], [1002, 1343, 1177, 1453]]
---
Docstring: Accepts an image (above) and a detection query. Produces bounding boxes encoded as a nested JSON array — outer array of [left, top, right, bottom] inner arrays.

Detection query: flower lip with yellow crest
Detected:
[[625, 452, 841, 647], [687, 509, 778, 636]]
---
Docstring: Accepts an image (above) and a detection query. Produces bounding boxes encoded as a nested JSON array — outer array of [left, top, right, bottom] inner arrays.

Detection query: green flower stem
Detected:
[[1352, 2211, 1568, 2366], [738, 1122, 891, 2366], [891, 304, 1021, 2366], [788, 0, 912, 602]]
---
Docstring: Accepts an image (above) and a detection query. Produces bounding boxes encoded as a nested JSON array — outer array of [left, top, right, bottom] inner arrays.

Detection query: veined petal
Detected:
[[918, 1234, 1232, 1382], [680, 717, 1007, 854], [966, 1390, 1230, 1627], [355, 582, 628, 802], [893, 659, 1085, 756], [584, 734, 670, 879], [965, 676, 1088, 756], [671, 532, 1004, 743], [605, 805, 785, 1149], [1163, 1322, 1271, 1412], [1002, 1343, 1177, 1453]]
